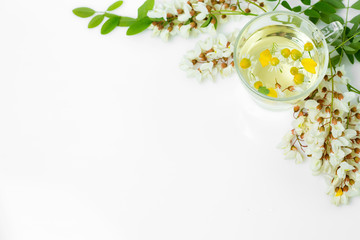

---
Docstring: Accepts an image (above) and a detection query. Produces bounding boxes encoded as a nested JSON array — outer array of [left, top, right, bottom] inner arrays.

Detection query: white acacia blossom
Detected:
[[147, 0, 269, 41], [180, 31, 238, 81], [280, 67, 360, 205]]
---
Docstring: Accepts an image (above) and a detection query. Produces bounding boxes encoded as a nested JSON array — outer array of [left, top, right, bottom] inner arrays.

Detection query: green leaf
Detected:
[[149, 17, 165, 22], [126, 17, 152, 35], [101, 17, 120, 35], [137, 0, 155, 19], [329, 14, 344, 24], [320, 12, 330, 24], [304, 9, 321, 18], [346, 52, 355, 64], [213, 16, 218, 29], [88, 15, 105, 28], [323, 0, 345, 8], [331, 39, 342, 46], [343, 45, 357, 54], [348, 23, 359, 37], [355, 50, 360, 62], [107, 1, 123, 11], [309, 17, 319, 24], [351, 14, 360, 24], [73, 7, 96, 18], [349, 42, 360, 50], [313, 1, 336, 13], [201, 16, 212, 28], [258, 86, 270, 95], [354, 35, 360, 43], [330, 55, 340, 66], [351, 0, 360, 10], [281, 1, 292, 10], [118, 16, 136, 27], [301, 0, 311, 5], [105, 12, 120, 18], [292, 6, 302, 12]]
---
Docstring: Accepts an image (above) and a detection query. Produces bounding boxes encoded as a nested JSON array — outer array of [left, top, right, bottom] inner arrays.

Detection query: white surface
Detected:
[[1, 0, 360, 239]]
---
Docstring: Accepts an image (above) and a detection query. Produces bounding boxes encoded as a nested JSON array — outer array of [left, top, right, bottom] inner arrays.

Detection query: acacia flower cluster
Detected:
[[180, 31, 238, 81], [147, 0, 268, 40], [279, 67, 360, 205]]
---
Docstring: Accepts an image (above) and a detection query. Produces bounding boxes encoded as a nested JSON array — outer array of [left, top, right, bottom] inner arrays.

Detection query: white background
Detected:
[[1, 0, 360, 239]]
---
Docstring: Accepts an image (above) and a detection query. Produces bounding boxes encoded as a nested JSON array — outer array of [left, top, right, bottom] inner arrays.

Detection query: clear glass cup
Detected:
[[234, 11, 343, 110]]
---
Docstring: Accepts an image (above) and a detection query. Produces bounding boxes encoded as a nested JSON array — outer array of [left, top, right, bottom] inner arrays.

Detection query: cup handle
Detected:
[[320, 21, 344, 44]]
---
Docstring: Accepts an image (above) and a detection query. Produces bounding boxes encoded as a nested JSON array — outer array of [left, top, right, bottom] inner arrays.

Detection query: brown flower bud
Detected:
[[211, 18, 216, 25], [231, 5, 237, 11], [190, 9, 195, 16], [158, 24, 164, 30], [221, 14, 227, 19], [350, 179, 355, 185], [231, 61, 234, 67], [345, 175, 350, 182], [316, 104, 322, 110], [355, 157, 360, 163], [207, 5, 213, 12], [334, 92, 338, 99], [334, 109, 340, 115], [167, 26, 173, 32], [355, 148, 360, 154], [291, 146, 297, 151], [351, 106, 357, 112], [317, 117, 324, 123], [212, 59, 218, 65], [221, 63, 227, 69], [353, 167, 358, 172], [326, 106, 331, 113], [337, 117, 342, 123], [356, 113, 360, 119], [319, 126, 325, 132], [337, 93, 344, 100], [324, 75, 329, 81], [322, 87, 327, 93], [177, 9, 184, 14], [259, 2, 265, 7], [356, 138, 360, 144], [343, 186, 349, 192], [345, 153, 352, 159], [300, 133, 305, 139], [190, 22, 197, 28], [337, 71, 343, 78], [224, 3, 230, 8], [245, 8, 251, 13], [332, 118, 338, 125], [167, 13, 174, 19], [294, 105, 300, 112], [317, 99, 324, 104], [324, 154, 329, 160], [192, 59, 197, 65]]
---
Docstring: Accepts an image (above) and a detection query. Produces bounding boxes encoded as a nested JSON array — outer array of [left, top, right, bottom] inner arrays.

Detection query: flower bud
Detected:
[[190, 22, 197, 28], [326, 106, 331, 113], [337, 93, 344, 100], [345, 154, 352, 159], [294, 105, 300, 112], [224, 3, 230, 8], [300, 133, 305, 139], [316, 104, 322, 110], [177, 9, 184, 14], [356, 113, 360, 119], [322, 87, 327, 92], [355, 148, 360, 154], [332, 118, 337, 125], [230, 61, 234, 67], [324, 154, 329, 160], [319, 126, 325, 132], [245, 8, 251, 13], [221, 14, 227, 19], [355, 157, 360, 163], [337, 117, 342, 123], [334, 92, 338, 99], [356, 138, 360, 144], [334, 109, 340, 115], [343, 186, 349, 192], [350, 179, 355, 185], [291, 146, 297, 151], [199, 53, 206, 60], [190, 9, 195, 16], [353, 167, 358, 172], [317, 99, 324, 104], [317, 117, 324, 123], [167, 13, 174, 19], [337, 71, 343, 78], [221, 63, 227, 69], [207, 5, 213, 11], [211, 18, 216, 25], [345, 175, 350, 182], [231, 5, 237, 11], [212, 59, 218, 65], [351, 106, 357, 112], [260, 2, 265, 7], [192, 59, 197, 65]]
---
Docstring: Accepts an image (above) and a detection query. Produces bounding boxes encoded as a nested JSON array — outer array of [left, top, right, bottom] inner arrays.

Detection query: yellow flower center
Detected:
[[259, 49, 272, 67], [270, 57, 280, 66], [240, 58, 251, 69], [290, 67, 298, 75], [304, 42, 314, 51], [291, 49, 302, 60], [268, 88, 277, 98], [293, 73, 304, 85], [281, 48, 290, 58], [301, 58, 317, 74], [254, 81, 263, 89], [335, 188, 343, 197]]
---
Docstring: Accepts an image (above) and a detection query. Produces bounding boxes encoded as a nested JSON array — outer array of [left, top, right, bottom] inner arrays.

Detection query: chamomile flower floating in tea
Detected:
[[237, 25, 320, 99]]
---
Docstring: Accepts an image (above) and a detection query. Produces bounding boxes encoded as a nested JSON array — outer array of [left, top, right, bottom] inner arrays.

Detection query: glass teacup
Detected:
[[234, 11, 343, 110]]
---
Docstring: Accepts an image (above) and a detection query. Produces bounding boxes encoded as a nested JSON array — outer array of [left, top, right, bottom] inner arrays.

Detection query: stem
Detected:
[[329, 31, 360, 54], [211, 10, 257, 16], [272, 0, 281, 11], [245, 0, 267, 12], [338, 0, 350, 65], [347, 83, 360, 94]]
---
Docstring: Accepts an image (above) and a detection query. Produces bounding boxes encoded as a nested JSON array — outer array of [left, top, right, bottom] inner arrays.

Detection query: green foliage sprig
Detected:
[[280, 0, 360, 65], [73, 0, 155, 35]]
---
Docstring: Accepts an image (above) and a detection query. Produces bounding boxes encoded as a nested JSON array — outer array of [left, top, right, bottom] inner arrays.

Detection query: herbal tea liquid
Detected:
[[237, 25, 320, 98]]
